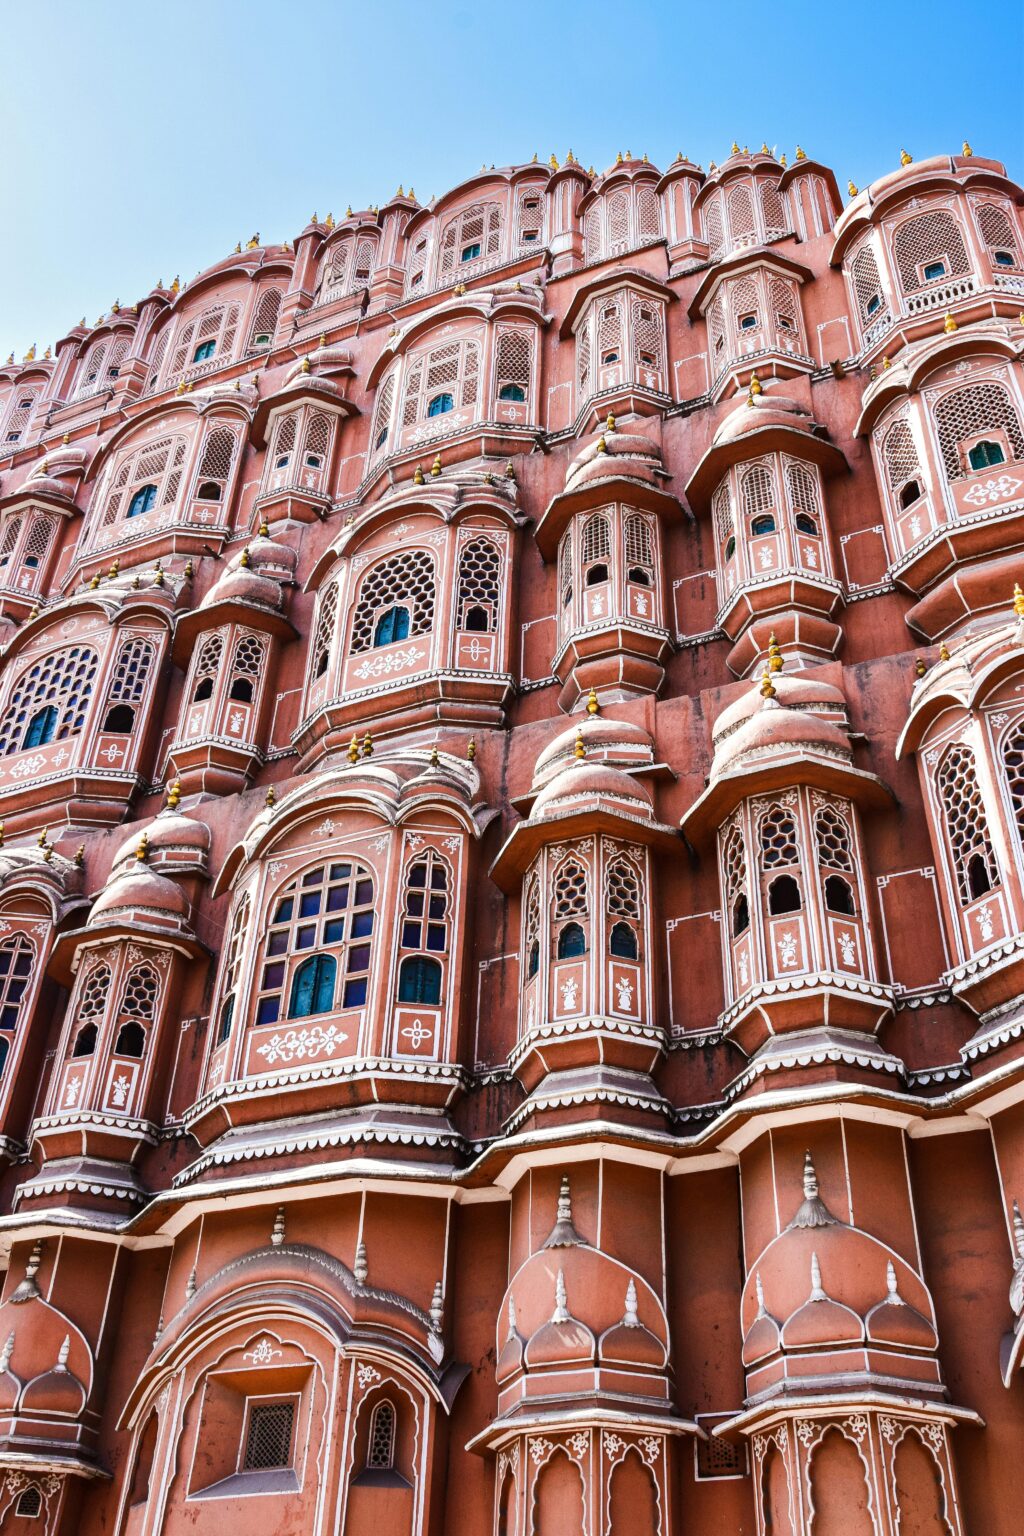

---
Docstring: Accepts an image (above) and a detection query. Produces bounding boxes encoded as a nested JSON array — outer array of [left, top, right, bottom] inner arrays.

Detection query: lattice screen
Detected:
[[933, 382, 1024, 479], [0, 645, 99, 755], [936, 743, 998, 903], [350, 551, 435, 652], [892, 210, 971, 294]]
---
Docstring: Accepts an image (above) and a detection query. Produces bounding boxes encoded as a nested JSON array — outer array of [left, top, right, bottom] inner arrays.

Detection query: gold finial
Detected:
[[1014, 582, 1024, 619], [779, 153, 787, 168], [513, 279, 522, 291], [795, 146, 806, 161], [62, 432, 70, 445], [89, 573, 102, 590], [347, 734, 360, 764], [258, 520, 270, 538], [467, 737, 476, 761], [606, 412, 616, 432], [37, 827, 48, 849], [454, 282, 466, 296], [963, 140, 973, 157], [325, 211, 335, 229], [175, 379, 187, 395], [132, 575, 140, 589], [596, 434, 608, 453], [171, 275, 180, 293], [767, 632, 784, 673], [135, 831, 149, 862], [362, 732, 373, 757], [234, 241, 242, 255], [915, 657, 927, 678], [108, 559, 120, 580], [430, 452, 441, 477], [642, 151, 648, 163], [28, 605, 39, 620], [167, 777, 182, 809], [848, 180, 858, 197], [505, 459, 516, 481], [184, 560, 194, 579], [0, 822, 4, 849], [318, 334, 326, 349], [900, 148, 912, 166], [943, 312, 958, 333], [246, 233, 260, 250], [759, 667, 777, 699], [574, 727, 586, 760], [396, 184, 404, 198], [414, 464, 424, 485], [586, 686, 599, 715], [761, 142, 770, 154], [265, 785, 276, 808], [300, 355, 311, 373], [429, 745, 440, 767], [240, 547, 251, 568], [939, 641, 951, 662], [615, 150, 623, 165], [408, 187, 415, 200], [344, 204, 353, 218], [43, 345, 51, 360], [749, 370, 762, 396], [153, 562, 165, 587], [731, 141, 739, 154], [74, 843, 84, 866], [111, 298, 120, 313], [43, 842, 53, 863]]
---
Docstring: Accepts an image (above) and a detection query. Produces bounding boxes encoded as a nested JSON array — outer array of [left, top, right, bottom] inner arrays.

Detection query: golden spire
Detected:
[[606, 412, 616, 432], [939, 641, 951, 662], [749, 370, 762, 396], [1014, 582, 1024, 619], [246, 234, 260, 249], [239, 547, 251, 568], [362, 732, 373, 757], [300, 355, 311, 373], [413, 461, 425, 486], [848, 180, 858, 197], [167, 777, 182, 810], [900, 148, 912, 166], [153, 562, 165, 587], [794, 146, 806, 161], [265, 785, 276, 808], [963, 140, 973, 157], [74, 844, 85, 866], [467, 737, 476, 760], [760, 667, 777, 700], [761, 142, 770, 154], [108, 559, 120, 580], [882, 354, 892, 370], [586, 686, 599, 715], [731, 141, 739, 154], [171, 275, 180, 293], [89, 572, 101, 590], [325, 211, 335, 229], [430, 452, 442, 477], [234, 241, 242, 255], [574, 726, 586, 760], [135, 831, 149, 862], [0, 822, 4, 849], [615, 150, 623, 165], [914, 656, 927, 678], [549, 153, 559, 169], [429, 745, 440, 767], [345, 204, 353, 218], [347, 733, 360, 764], [779, 153, 787, 169], [505, 459, 516, 481], [596, 434, 608, 454], [37, 827, 48, 849], [767, 632, 784, 673], [943, 312, 958, 333], [24, 343, 36, 362]]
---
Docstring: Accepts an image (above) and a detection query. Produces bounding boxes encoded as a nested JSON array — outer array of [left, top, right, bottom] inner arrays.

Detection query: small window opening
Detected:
[[824, 875, 855, 915], [967, 852, 992, 899], [751, 514, 777, 536], [193, 676, 214, 702], [114, 1021, 146, 1057], [527, 940, 539, 978], [968, 439, 1005, 471], [585, 562, 609, 587], [229, 677, 254, 703], [463, 605, 489, 632], [102, 703, 135, 734], [899, 479, 922, 510], [795, 513, 818, 536], [768, 874, 802, 915], [14, 1488, 42, 1519], [609, 921, 638, 959], [127, 484, 157, 519], [192, 339, 216, 364], [739, 312, 758, 330], [73, 1023, 98, 1058], [922, 260, 947, 282], [197, 480, 221, 501], [627, 566, 650, 586], [498, 383, 526, 402], [461, 242, 482, 262], [557, 921, 586, 959], [243, 1401, 295, 1472], [398, 955, 442, 1005], [427, 392, 453, 417], [866, 293, 882, 316], [994, 250, 1015, 267], [732, 894, 750, 936], [373, 605, 411, 647]]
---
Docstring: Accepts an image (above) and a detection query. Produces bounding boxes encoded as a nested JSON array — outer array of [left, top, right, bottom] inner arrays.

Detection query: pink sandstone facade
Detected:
[[0, 139, 1021, 1534]]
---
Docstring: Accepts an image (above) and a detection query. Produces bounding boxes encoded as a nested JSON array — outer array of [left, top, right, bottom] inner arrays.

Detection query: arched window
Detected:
[[374, 605, 411, 647], [849, 242, 887, 326], [255, 862, 375, 1026], [824, 875, 855, 915], [101, 636, 156, 735], [609, 921, 637, 958], [703, 197, 725, 259], [598, 300, 622, 364], [289, 953, 337, 1018], [166, 303, 240, 382], [319, 241, 352, 301], [247, 287, 282, 351], [438, 203, 502, 277], [401, 339, 481, 427], [367, 1400, 396, 1470], [114, 1021, 146, 1057], [371, 370, 397, 455], [14, 1486, 42, 1519], [193, 340, 216, 364], [102, 703, 135, 733], [269, 413, 298, 474], [759, 180, 789, 240], [351, 552, 435, 654], [815, 804, 855, 870], [496, 330, 532, 406], [936, 744, 999, 905], [751, 514, 776, 536], [968, 439, 1005, 470], [632, 298, 663, 374], [101, 433, 189, 528], [741, 463, 776, 531], [25, 706, 57, 748], [722, 826, 749, 936], [401, 850, 450, 955], [892, 210, 971, 294], [228, 633, 266, 705], [768, 874, 802, 914], [427, 392, 453, 417], [194, 426, 236, 502], [190, 632, 224, 703], [398, 955, 442, 1004], [72, 1023, 98, 1058], [713, 483, 735, 556], [881, 417, 924, 513], [217, 896, 249, 1044], [455, 537, 502, 634], [977, 203, 1022, 269], [524, 878, 541, 980], [933, 381, 1024, 481], [127, 485, 157, 518], [581, 513, 611, 585], [0, 934, 34, 1033], [0, 645, 99, 757], [728, 184, 756, 244], [70, 964, 109, 1059], [607, 190, 630, 254], [312, 582, 338, 680], [624, 514, 655, 588], [557, 922, 586, 958], [554, 858, 588, 955], [759, 805, 799, 869], [637, 187, 661, 244]]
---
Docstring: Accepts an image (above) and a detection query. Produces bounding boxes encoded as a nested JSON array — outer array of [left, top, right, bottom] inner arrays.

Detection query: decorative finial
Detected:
[[354, 1240, 368, 1286], [789, 1150, 839, 1229], [755, 1272, 766, 1314], [749, 370, 762, 396], [171, 275, 180, 293], [166, 777, 182, 810], [943, 312, 958, 333], [265, 785, 276, 808], [89, 573, 102, 590], [963, 140, 973, 157], [606, 412, 616, 432], [467, 737, 476, 760], [258, 520, 270, 538], [348, 733, 360, 764], [414, 464, 425, 485], [430, 452, 441, 477], [759, 667, 776, 700], [543, 1174, 587, 1248], [767, 632, 783, 674], [1014, 582, 1024, 620], [623, 1278, 640, 1327], [11, 1241, 42, 1303], [246, 233, 260, 250], [430, 1281, 444, 1333], [915, 657, 927, 678], [300, 355, 311, 373], [779, 153, 787, 169], [809, 1252, 826, 1300], [885, 1260, 905, 1304], [596, 434, 608, 454], [135, 831, 150, 863], [505, 459, 516, 481], [37, 827, 48, 849], [185, 1267, 197, 1300], [848, 180, 858, 197], [551, 1269, 570, 1324], [731, 141, 740, 154], [74, 844, 84, 866], [574, 726, 586, 760], [794, 146, 806, 161], [271, 1206, 286, 1247], [184, 560, 194, 579], [882, 354, 892, 370], [586, 686, 599, 715], [939, 641, 951, 662], [362, 732, 373, 757], [900, 148, 912, 166], [429, 745, 440, 768], [239, 546, 251, 568]]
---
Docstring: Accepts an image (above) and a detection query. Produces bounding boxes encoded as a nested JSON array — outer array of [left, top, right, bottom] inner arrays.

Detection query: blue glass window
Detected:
[[127, 484, 157, 519], [498, 384, 525, 402], [288, 954, 337, 1018], [609, 921, 638, 959], [24, 706, 57, 749], [427, 393, 453, 418], [461, 242, 481, 262], [557, 922, 586, 959], [751, 514, 777, 537], [193, 339, 216, 363], [398, 955, 442, 1005], [374, 606, 410, 647], [968, 440, 1006, 471], [922, 260, 947, 282]]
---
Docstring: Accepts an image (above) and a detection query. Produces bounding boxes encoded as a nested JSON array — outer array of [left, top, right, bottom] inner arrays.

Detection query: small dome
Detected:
[[712, 385, 819, 449], [109, 811, 209, 877], [524, 1311, 597, 1368], [564, 428, 665, 495], [201, 538, 293, 614], [709, 672, 852, 780], [533, 713, 654, 789], [90, 867, 189, 922], [530, 758, 655, 824], [865, 1264, 938, 1350], [20, 1364, 86, 1417]]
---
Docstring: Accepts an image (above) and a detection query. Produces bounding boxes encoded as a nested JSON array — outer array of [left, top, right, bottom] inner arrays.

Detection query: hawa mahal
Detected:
[[0, 138, 1021, 1535]]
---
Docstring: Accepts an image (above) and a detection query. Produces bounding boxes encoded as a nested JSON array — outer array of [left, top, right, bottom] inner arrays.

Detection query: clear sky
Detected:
[[1, 0, 1020, 361]]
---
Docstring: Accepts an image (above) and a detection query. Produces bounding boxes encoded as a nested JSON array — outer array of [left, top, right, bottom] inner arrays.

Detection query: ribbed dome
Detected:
[[713, 693, 853, 777], [530, 758, 655, 823], [533, 713, 654, 788], [201, 536, 294, 614], [90, 867, 189, 921], [712, 385, 819, 448], [564, 428, 665, 495], [109, 811, 209, 877]]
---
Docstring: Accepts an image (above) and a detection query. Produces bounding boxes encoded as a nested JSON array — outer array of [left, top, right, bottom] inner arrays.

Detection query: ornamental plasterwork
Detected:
[[352, 646, 426, 680], [255, 1024, 348, 1064], [243, 1336, 283, 1364], [529, 1436, 555, 1467], [566, 1431, 589, 1461], [356, 1363, 381, 1391]]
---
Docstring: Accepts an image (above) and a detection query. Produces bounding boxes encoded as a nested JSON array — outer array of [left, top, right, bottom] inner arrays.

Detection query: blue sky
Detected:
[[1, 0, 1020, 360]]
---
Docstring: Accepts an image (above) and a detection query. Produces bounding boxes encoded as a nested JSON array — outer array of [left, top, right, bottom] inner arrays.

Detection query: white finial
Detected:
[[271, 1206, 286, 1246], [0, 1333, 13, 1372], [430, 1281, 444, 1333], [354, 1241, 368, 1286], [185, 1267, 197, 1300], [803, 1150, 818, 1200], [886, 1260, 905, 1303], [755, 1272, 766, 1313], [623, 1278, 640, 1327], [552, 1269, 570, 1323], [56, 1335, 70, 1371], [557, 1176, 572, 1224], [809, 1252, 825, 1300], [507, 1293, 518, 1341]]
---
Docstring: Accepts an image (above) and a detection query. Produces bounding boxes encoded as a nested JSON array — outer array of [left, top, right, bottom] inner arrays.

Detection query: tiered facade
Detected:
[[0, 139, 1022, 1534]]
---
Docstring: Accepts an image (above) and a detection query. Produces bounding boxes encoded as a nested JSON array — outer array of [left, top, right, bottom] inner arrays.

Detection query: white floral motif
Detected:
[[356, 1364, 381, 1390], [318, 819, 336, 837], [614, 976, 635, 1012], [796, 1419, 816, 1447], [64, 1076, 80, 1107], [256, 1024, 347, 1063], [401, 1019, 433, 1049], [803, 545, 818, 568], [738, 951, 750, 988], [560, 976, 580, 1010], [976, 903, 995, 942], [639, 1435, 661, 1465], [567, 1431, 589, 1460], [8, 754, 47, 778], [759, 547, 775, 569], [529, 1436, 554, 1466], [962, 474, 1022, 507], [442, 837, 460, 852], [837, 931, 856, 967], [909, 513, 922, 539], [844, 1414, 868, 1442], [634, 592, 649, 616], [603, 1432, 624, 1457], [111, 1074, 131, 1107], [99, 743, 125, 763], [777, 930, 799, 968], [243, 1337, 282, 1364], [352, 646, 425, 680]]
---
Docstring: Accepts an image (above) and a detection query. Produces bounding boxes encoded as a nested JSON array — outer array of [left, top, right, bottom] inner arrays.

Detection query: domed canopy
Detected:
[[685, 383, 847, 512], [108, 809, 210, 878], [531, 712, 655, 792], [534, 424, 687, 559], [89, 866, 190, 923], [175, 534, 297, 657]]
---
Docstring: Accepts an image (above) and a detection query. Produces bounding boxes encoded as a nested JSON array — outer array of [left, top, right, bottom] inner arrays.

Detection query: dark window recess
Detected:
[[15, 1487, 42, 1518], [243, 1402, 295, 1472], [695, 1433, 746, 1479], [102, 704, 135, 733], [768, 874, 802, 915]]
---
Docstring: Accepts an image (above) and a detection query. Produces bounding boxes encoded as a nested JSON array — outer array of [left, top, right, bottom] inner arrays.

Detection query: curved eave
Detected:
[[84, 394, 256, 484], [687, 248, 813, 321], [489, 807, 679, 893], [250, 381, 358, 448], [50, 920, 204, 987], [0, 593, 174, 666], [681, 753, 894, 846], [777, 159, 843, 219], [559, 270, 675, 341], [0, 483, 77, 517], [172, 599, 296, 662], [655, 162, 705, 197], [535, 474, 687, 560], [160, 254, 294, 318], [367, 297, 547, 388], [830, 156, 1018, 265], [685, 425, 847, 513], [855, 329, 1023, 437], [429, 167, 550, 222]]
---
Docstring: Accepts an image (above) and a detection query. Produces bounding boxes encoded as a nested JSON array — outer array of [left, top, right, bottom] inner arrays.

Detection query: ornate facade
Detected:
[[0, 140, 1021, 1534]]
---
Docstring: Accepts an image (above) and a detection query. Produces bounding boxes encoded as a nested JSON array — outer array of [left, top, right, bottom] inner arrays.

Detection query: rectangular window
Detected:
[[739, 313, 758, 331], [922, 260, 947, 281], [461, 242, 482, 262], [242, 1401, 295, 1472]]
